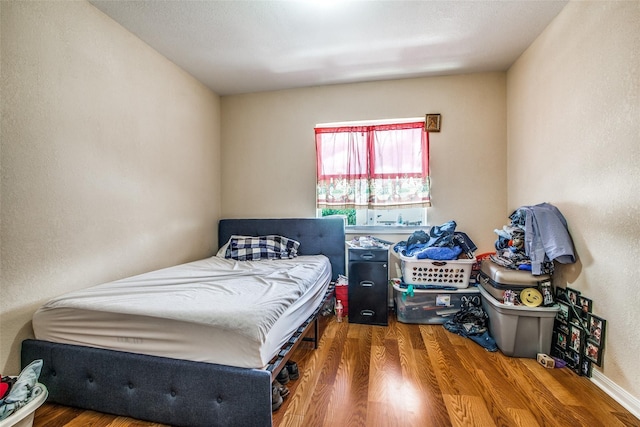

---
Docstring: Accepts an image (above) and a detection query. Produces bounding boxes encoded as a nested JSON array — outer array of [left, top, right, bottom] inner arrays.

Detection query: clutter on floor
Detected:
[[0, 359, 47, 427], [390, 207, 601, 373], [393, 220, 476, 260], [551, 287, 607, 377], [391, 221, 497, 351], [334, 274, 348, 318], [392, 220, 478, 317], [490, 202, 575, 276], [475, 203, 578, 360], [392, 220, 477, 291], [393, 283, 481, 325], [272, 360, 300, 412], [442, 296, 498, 352], [477, 203, 605, 375]]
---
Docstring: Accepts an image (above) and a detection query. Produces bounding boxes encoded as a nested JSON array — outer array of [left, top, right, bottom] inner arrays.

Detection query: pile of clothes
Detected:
[[491, 202, 576, 275], [393, 220, 477, 260], [443, 297, 497, 352], [0, 359, 43, 421]]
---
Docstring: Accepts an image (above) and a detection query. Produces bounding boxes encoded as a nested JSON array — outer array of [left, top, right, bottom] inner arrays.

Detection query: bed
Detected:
[[21, 217, 345, 427]]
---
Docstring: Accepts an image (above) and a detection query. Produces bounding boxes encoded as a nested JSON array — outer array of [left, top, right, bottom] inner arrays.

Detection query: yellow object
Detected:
[[520, 288, 543, 307]]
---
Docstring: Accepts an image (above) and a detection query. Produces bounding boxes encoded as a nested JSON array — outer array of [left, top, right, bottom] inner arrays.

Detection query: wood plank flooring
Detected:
[[33, 314, 638, 427]]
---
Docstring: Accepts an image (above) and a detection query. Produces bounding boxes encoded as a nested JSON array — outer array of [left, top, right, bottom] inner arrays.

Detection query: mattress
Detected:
[[33, 255, 331, 369]]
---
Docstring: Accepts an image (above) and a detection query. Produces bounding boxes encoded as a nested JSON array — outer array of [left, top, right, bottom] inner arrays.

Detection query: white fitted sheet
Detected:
[[33, 255, 331, 369]]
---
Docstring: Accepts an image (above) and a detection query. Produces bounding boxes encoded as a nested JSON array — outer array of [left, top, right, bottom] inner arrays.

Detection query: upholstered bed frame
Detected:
[[21, 217, 345, 427]]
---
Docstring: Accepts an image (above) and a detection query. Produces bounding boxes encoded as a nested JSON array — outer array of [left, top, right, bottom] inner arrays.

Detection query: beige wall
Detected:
[[508, 1, 640, 405], [0, 1, 221, 373], [221, 73, 508, 253]]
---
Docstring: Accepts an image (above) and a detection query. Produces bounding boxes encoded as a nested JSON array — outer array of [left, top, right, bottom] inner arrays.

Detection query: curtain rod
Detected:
[[315, 117, 425, 128]]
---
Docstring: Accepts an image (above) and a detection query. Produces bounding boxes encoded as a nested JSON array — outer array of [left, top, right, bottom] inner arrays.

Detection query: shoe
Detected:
[[273, 380, 290, 399], [276, 367, 290, 384], [271, 383, 283, 411], [286, 360, 299, 381]]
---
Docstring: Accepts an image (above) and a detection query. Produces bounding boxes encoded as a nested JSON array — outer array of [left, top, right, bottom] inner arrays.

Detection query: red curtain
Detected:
[[315, 121, 430, 209]]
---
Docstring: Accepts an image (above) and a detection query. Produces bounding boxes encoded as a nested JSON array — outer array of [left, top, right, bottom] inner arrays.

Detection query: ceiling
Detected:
[[90, 0, 568, 96]]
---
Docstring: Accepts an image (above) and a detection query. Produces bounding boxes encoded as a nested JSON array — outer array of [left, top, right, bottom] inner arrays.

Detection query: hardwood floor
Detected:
[[33, 314, 638, 427]]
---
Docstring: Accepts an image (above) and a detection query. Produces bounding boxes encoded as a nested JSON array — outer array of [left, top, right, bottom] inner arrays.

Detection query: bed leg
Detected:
[[314, 317, 319, 349]]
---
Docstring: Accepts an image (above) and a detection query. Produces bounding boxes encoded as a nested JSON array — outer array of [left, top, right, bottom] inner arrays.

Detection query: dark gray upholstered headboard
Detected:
[[219, 218, 346, 281]]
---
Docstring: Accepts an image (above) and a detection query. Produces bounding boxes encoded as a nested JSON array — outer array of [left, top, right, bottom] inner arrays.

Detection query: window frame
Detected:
[[315, 117, 429, 228]]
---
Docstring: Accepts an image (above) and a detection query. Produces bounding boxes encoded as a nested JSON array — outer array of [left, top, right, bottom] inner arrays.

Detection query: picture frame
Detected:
[[569, 305, 586, 329], [555, 286, 568, 303], [425, 114, 441, 132], [556, 332, 568, 350], [556, 301, 570, 323], [569, 323, 583, 353], [539, 279, 554, 306], [555, 320, 569, 335], [581, 358, 592, 378], [585, 341, 603, 366], [566, 287, 580, 306], [567, 349, 581, 370], [551, 289, 606, 375], [587, 313, 606, 347], [578, 296, 593, 320]]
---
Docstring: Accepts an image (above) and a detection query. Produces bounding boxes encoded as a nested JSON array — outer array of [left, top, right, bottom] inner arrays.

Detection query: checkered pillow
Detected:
[[225, 235, 300, 261]]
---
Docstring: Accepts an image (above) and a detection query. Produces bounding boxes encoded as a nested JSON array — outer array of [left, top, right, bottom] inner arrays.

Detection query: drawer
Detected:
[[349, 306, 387, 326], [348, 262, 388, 290], [348, 248, 388, 262]]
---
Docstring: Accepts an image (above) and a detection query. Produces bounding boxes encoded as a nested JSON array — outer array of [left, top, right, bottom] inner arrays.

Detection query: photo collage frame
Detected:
[[551, 287, 606, 377]]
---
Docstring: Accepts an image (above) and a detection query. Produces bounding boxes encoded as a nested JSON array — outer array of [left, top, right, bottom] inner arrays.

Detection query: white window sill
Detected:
[[346, 225, 426, 235]]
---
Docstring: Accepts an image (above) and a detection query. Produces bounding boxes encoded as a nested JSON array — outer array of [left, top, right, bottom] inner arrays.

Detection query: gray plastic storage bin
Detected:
[[478, 285, 559, 358]]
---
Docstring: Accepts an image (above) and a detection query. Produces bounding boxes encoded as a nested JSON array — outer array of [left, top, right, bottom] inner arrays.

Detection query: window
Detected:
[[315, 119, 430, 226]]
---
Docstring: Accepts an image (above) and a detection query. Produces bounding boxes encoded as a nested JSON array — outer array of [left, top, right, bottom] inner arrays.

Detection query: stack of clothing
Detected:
[[492, 202, 576, 275], [393, 220, 476, 260], [443, 297, 497, 352]]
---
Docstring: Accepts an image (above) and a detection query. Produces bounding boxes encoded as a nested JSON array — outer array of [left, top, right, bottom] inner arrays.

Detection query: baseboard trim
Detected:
[[591, 370, 640, 420]]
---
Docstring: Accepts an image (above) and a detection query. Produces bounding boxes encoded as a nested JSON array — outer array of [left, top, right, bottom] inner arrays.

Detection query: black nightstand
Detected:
[[348, 247, 389, 326]]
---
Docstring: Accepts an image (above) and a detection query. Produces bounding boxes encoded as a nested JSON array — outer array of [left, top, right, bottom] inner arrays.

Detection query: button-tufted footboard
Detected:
[[21, 339, 273, 427]]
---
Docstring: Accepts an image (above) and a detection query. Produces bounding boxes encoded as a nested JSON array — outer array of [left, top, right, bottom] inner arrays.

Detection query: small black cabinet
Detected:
[[348, 247, 388, 326]]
